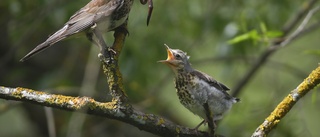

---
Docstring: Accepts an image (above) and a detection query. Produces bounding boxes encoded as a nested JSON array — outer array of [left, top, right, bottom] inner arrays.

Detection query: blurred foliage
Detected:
[[227, 22, 283, 45], [0, 0, 320, 137]]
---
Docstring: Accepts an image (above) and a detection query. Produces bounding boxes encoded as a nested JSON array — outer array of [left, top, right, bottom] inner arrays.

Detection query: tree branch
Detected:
[[232, 1, 320, 97], [282, 0, 318, 35], [99, 22, 129, 103], [251, 64, 320, 137], [0, 86, 209, 137]]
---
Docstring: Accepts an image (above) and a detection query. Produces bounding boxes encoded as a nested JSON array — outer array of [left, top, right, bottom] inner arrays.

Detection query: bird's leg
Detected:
[[213, 121, 217, 129], [86, 31, 112, 63], [140, 0, 153, 25], [203, 103, 215, 136], [193, 119, 206, 130], [86, 32, 98, 46], [90, 25, 113, 63]]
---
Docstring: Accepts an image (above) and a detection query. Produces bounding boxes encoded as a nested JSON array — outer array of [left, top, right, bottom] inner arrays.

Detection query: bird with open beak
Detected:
[[159, 44, 240, 130]]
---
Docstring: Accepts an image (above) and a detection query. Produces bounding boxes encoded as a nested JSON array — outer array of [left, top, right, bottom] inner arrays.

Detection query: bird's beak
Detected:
[[158, 44, 175, 65]]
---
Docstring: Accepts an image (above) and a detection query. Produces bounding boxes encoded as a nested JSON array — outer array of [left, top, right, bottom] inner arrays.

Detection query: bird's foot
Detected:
[[98, 53, 108, 64], [98, 47, 116, 64]]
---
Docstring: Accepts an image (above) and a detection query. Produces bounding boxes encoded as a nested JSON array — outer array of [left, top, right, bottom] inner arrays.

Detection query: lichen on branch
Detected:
[[252, 64, 320, 137], [99, 23, 129, 103]]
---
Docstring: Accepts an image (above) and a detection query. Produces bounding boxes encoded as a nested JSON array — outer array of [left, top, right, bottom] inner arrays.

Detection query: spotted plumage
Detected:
[[159, 44, 240, 129]]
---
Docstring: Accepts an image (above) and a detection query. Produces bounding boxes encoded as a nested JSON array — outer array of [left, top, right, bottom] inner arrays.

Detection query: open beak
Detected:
[[158, 44, 175, 65]]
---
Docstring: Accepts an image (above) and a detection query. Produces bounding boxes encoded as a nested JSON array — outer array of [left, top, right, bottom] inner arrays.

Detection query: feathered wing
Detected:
[[20, 0, 122, 62], [191, 70, 240, 102]]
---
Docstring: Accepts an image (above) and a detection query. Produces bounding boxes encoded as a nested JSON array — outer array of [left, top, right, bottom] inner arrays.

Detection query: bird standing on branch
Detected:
[[20, 0, 134, 62], [159, 45, 240, 130]]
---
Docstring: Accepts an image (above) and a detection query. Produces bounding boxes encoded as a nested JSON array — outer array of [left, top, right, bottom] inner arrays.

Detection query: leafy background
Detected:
[[0, 0, 319, 137]]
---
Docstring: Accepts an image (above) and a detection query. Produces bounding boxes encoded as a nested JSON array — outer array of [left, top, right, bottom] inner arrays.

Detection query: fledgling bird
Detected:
[[159, 45, 240, 129], [20, 0, 134, 62]]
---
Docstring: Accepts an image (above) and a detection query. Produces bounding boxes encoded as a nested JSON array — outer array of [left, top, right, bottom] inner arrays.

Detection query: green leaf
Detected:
[[228, 30, 260, 44], [260, 22, 267, 34], [266, 31, 283, 38]]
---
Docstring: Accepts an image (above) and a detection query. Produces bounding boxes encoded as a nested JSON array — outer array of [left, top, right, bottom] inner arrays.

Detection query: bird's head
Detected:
[[158, 44, 192, 73]]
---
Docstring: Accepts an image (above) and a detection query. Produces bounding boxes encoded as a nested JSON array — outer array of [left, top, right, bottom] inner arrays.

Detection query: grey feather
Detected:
[[190, 70, 240, 102]]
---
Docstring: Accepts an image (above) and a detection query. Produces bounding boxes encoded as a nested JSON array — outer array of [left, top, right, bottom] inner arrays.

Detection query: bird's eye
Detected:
[[175, 54, 181, 59]]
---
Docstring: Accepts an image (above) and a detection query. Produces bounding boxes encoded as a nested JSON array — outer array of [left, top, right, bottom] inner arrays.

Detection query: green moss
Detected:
[[175, 127, 181, 134], [157, 118, 165, 125]]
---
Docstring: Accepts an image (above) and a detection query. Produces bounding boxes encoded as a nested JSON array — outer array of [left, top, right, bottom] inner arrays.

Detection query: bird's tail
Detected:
[[20, 41, 53, 62], [20, 25, 68, 62]]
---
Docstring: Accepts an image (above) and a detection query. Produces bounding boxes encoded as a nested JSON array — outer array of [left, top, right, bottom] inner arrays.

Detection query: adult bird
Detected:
[[20, 0, 134, 62], [159, 45, 240, 130]]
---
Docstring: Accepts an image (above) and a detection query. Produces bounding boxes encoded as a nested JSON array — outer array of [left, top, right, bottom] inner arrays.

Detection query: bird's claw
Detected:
[[98, 53, 105, 61], [98, 52, 111, 64], [98, 47, 116, 64], [108, 47, 117, 55]]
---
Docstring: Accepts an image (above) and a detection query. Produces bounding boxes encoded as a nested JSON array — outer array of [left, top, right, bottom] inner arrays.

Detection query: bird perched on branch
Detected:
[[159, 45, 240, 130], [20, 0, 134, 62]]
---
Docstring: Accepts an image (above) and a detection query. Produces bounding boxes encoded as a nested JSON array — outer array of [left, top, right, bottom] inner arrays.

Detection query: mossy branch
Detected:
[[98, 23, 129, 103], [0, 86, 209, 137], [251, 64, 320, 137]]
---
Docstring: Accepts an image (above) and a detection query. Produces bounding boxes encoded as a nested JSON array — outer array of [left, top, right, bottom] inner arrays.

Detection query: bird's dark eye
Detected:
[[175, 54, 181, 59]]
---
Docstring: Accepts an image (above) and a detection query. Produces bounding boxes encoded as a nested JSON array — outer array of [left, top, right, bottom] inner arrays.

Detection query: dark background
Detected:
[[0, 0, 319, 137]]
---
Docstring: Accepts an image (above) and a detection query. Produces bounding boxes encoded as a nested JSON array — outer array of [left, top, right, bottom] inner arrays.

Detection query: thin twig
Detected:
[[232, 2, 320, 97], [280, 5, 320, 47], [282, 0, 318, 35]]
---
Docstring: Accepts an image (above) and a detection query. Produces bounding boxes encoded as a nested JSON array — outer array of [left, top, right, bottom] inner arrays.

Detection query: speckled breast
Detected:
[[174, 73, 197, 107], [109, 0, 134, 30]]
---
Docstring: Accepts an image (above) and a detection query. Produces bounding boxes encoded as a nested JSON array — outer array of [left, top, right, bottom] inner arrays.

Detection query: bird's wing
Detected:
[[191, 70, 234, 100], [47, 0, 122, 41], [191, 70, 230, 91], [64, 0, 122, 36]]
